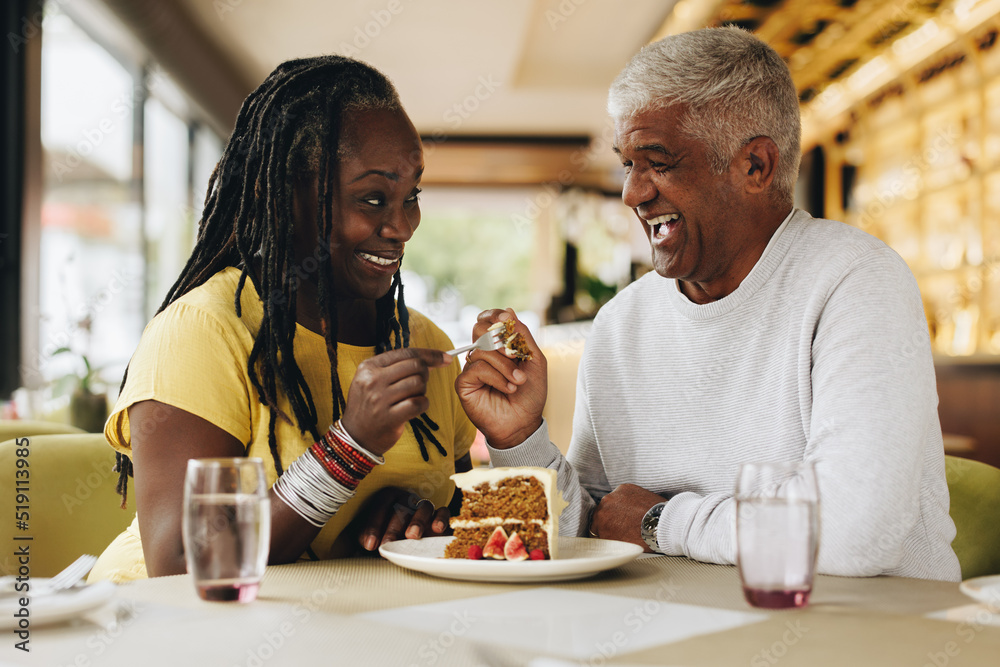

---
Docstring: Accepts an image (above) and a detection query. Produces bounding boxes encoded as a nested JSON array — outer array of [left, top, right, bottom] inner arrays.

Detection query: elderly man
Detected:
[[457, 26, 959, 582]]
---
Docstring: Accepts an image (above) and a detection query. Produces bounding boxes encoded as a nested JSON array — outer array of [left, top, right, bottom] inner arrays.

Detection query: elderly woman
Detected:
[[90, 56, 475, 582]]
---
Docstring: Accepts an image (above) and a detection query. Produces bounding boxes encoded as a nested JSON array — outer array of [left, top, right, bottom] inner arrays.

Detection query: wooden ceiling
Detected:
[[94, 0, 1000, 183], [710, 0, 947, 104]]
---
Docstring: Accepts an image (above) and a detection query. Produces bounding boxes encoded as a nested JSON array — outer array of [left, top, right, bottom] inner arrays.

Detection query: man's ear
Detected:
[[739, 136, 780, 193]]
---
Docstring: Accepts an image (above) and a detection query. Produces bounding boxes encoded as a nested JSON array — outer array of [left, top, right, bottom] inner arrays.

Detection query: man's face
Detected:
[[614, 104, 753, 301]]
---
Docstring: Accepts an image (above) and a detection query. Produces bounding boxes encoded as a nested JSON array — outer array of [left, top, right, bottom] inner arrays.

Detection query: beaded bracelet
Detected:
[[312, 421, 381, 486], [331, 420, 384, 465]]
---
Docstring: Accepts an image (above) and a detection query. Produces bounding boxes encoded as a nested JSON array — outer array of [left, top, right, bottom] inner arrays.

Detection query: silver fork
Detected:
[[0, 554, 97, 597], [1, 554, 99, 597], [446, 326, 505, 356], [45, 554, 99, 592]]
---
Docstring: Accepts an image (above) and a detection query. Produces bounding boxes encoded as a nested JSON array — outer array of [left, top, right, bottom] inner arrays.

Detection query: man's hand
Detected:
[[356, 487, 451, 552], [591, 484, 667, 552], [455, 309, 546, 449], [342, 348, 452, 455]]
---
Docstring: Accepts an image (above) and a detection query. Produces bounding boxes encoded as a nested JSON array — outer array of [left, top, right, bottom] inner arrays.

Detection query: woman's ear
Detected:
[[740, 136, 780, 194]]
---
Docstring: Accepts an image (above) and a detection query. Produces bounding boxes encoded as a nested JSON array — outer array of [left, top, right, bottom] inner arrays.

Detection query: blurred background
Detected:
[[2, 0, 999, 467]]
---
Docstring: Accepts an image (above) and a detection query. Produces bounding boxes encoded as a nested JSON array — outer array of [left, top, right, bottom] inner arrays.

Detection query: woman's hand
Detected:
[[341, 348, 452, 455], [356, 487, 451, 552], [455, 309, 546, 449]]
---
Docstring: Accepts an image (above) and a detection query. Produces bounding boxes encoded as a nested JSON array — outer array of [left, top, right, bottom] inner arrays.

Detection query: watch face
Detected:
[[641, 502, 665, 552]]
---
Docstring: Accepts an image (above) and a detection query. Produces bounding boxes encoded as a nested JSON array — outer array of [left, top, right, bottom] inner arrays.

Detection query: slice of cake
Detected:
[[488, 320, 532, 361], [445, 467, 567, 560]]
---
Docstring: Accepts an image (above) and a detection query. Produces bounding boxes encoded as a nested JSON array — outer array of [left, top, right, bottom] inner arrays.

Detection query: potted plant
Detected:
[[51, 347, 108, 433]]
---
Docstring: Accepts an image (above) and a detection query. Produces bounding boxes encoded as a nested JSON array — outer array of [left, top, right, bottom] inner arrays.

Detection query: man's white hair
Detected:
[[608, 26, 801, 203]]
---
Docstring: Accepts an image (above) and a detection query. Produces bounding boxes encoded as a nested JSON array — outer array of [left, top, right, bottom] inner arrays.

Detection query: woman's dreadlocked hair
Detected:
[[114, 56, 445, 506]]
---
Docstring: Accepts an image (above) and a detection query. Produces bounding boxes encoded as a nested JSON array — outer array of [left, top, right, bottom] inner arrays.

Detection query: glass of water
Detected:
[[735, 461, 819, 609], [182, 458, 271, 602]]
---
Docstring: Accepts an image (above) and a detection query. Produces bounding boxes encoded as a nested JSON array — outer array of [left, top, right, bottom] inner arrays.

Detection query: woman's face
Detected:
[[296, 106, 424, 303]]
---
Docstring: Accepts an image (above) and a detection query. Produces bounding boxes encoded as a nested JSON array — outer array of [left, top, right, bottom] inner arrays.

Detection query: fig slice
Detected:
[[503, 531, 529, 561], [482, 526, 509, 560]]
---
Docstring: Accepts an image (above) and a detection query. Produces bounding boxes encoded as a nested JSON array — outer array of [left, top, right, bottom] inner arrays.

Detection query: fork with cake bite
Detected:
[[446, 326, 506, 357]]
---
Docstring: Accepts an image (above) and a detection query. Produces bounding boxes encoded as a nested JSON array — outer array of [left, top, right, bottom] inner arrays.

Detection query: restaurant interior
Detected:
[[2, 1, 1000, 664]]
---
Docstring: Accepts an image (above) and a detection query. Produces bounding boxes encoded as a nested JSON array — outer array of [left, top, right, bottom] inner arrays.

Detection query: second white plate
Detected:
[[0, 580, 116, 629], [959, 575, 1000, 607], [379, 536, 643, 583]]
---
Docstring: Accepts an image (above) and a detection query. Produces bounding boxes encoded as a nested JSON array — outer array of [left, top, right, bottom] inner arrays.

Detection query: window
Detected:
[[24, 2, 221, 418], [37, 6, 143, 389]]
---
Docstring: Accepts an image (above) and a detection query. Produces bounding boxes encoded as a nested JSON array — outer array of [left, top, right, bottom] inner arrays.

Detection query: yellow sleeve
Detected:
[[105, 301, 254, 455], [449, 355, 476, 460]]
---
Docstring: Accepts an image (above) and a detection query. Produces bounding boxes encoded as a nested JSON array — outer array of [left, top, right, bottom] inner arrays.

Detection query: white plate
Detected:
[[959, 575, 1000, 607], [0, 579, 117, 629], [379, 536, 643, 583]]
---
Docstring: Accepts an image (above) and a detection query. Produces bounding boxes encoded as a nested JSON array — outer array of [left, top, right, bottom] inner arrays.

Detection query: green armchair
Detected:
[[945, 455, 1000, 580], [0, 433, 134, 578], [0, 419, 85, 442]]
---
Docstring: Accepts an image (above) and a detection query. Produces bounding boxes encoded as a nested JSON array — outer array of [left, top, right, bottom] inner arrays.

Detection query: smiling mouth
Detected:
[[357, 251, 400, 267], [645, 213, 681, 241]]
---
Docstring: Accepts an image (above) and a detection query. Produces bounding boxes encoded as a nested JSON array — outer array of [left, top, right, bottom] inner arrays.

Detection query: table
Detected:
[[5, 554, 1000, 666]]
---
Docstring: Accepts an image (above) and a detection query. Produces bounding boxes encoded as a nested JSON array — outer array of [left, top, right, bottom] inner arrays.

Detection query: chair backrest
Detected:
[[0, 419, 85, 442], [0, 433, 136, 577], [541, 342, 584, 455], [945, 454, 1000, 580]]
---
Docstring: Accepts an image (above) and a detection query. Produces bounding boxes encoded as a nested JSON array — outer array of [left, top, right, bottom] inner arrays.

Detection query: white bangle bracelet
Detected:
[[273, 450, 355, 527]]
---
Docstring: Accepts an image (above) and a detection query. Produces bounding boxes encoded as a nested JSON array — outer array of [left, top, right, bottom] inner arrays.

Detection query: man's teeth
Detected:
[[646, 213, 680, 226], [359, 252, 397, 266]]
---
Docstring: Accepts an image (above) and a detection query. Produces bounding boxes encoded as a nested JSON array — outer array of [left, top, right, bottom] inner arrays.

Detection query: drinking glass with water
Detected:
[[735, 461, 819, 609], [182, 458, 271, 602]]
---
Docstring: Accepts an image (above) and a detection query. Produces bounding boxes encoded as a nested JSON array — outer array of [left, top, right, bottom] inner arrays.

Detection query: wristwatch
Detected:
[[640, 502, 667, 553]]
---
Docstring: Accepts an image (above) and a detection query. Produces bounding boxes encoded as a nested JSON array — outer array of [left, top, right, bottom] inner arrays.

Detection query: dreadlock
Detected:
[[114, 56, 445, 506]]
